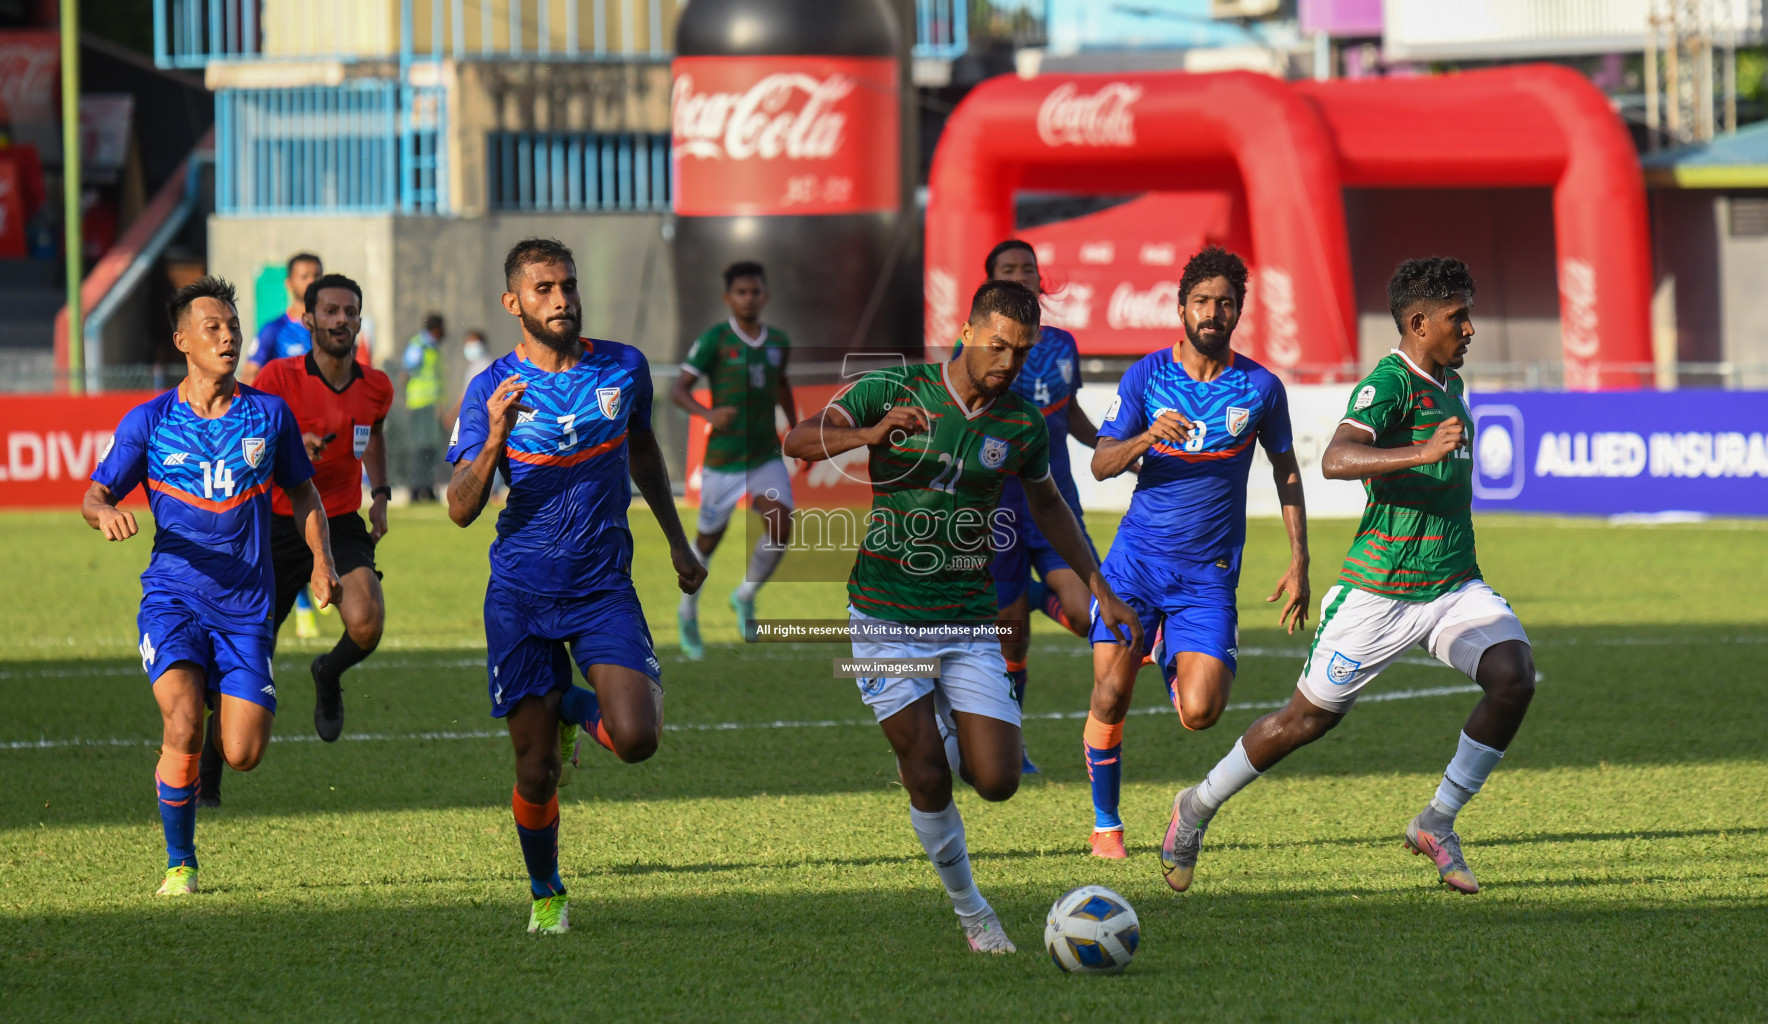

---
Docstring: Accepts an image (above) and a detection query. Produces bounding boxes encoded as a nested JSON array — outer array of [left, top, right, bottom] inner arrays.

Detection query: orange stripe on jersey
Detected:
[[504, 432, 626, 467], [1150, 434, 1255, 462], [1039, 395, 1071, 416], [147, 477, 273, 514]]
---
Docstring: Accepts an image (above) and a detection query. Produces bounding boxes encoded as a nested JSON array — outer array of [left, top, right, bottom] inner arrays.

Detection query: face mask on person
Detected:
[[463, 340, 486, 361]]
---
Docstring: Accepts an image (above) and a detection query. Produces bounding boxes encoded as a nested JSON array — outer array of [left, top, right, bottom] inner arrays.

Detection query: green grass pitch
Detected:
[[1, 505, 1765, 1021]]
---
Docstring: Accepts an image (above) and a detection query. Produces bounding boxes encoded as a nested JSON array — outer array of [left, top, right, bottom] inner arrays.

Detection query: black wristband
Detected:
[[371, 486, 393, 500]]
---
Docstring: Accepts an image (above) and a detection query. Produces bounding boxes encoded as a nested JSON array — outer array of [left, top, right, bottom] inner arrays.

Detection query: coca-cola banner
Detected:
[[672, 56, 900, 217]]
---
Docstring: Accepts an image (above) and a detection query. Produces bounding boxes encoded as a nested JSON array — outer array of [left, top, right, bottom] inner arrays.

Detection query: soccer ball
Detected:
[[1044, 885, 1140, 974]]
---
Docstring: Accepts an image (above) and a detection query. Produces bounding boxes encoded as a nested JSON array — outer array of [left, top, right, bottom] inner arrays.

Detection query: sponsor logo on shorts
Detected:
[[1226, 406, 1250, 437], [260, 684, 276, 697], [139, 633, 156, 672], [241, 437, 266, 468], [1354, 385, 1377, 411], [979, 435, 1010, 470], [1326, 651, 1362, 685], [597, 387, 622, 419]]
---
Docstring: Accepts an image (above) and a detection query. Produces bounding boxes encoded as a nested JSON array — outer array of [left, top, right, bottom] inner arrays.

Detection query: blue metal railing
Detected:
[[216, 83, 446, 215], [914, 0, 969, 59], [487, 132, 669, 213]]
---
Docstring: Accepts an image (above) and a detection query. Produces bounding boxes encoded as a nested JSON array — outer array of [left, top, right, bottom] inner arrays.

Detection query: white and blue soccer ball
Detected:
[[1044, 885, 1140, 974]]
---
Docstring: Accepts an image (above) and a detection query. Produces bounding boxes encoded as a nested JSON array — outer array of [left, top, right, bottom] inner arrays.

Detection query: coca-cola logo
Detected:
[[1108, 281, 1183, 331], [1037, 82, 1142, 149], [1079, 241, 1115, 265], [1041, 283, 1095, 331], [1258, 266, 1301, 368], [0, 37, 59, 124], [925, 267, 963, 350], [673, 72, 854, 162], [1559, 256, 1600, 360]]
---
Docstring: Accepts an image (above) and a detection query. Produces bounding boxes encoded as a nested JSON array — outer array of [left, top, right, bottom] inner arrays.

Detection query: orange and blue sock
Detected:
[[559, 685, 615, 753], [512, 788, 564, 898], [155, 751, 201, 868], [1084, 714, 1124, 832], [1028, 579, 1086, 638], [1006, 659, 1028, 709]]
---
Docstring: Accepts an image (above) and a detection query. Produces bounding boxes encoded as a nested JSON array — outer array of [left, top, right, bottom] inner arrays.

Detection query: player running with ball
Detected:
[[1161, 257, 1537, 895], [82, 277, 337, 895], [783, 280, 1139, 954], [448, 238, 705, 935]]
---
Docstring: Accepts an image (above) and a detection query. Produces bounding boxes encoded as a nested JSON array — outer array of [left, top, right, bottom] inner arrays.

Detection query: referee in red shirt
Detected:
[[200, 274, 393, 804]]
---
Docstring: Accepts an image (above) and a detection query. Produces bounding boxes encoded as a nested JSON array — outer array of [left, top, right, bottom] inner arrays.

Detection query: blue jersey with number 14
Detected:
[[91, 386, 313, 621], [1099, 347, 1292, 576]]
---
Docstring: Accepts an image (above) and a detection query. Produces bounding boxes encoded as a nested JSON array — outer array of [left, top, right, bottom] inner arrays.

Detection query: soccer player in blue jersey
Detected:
[[447, 238, 706, 935], [240, 253, 321, 384], [82, 276, 338, 896], [1082, 246, 1311, 863], [962, 240, 1102, 773]]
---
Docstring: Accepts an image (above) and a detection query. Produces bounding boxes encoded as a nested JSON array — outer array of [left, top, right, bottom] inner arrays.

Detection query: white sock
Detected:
[[934, 708, 962, 776], [909, 802, 990, 921], [735, 539, 786, 602], [1195, 738, 1262, 819], [1430, 731, 1505, 820]]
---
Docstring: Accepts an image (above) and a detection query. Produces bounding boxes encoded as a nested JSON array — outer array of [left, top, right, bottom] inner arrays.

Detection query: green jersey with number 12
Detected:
[[1337, 351, 1480, 601], [832, 362, 1051, 623]]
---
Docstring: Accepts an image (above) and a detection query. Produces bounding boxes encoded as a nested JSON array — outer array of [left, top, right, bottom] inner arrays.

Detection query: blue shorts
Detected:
[[483, 579, 661, 718], [991, 502, 1099, 609], [137, 595, 278, 712], [1087, 550, 1239, 676]]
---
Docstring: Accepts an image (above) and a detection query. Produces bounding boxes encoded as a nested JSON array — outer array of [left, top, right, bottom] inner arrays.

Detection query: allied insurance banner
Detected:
[[1469, 390, 1767, 517], [0, 392, 155, 508]]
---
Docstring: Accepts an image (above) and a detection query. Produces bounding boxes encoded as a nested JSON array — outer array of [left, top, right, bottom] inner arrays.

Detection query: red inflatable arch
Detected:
[[926, 66, 1652, 389], [925, 71, 1356, 372]]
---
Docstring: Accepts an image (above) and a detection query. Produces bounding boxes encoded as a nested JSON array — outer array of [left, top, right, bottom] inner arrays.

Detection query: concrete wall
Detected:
[[1714, 192, 1768, 375]]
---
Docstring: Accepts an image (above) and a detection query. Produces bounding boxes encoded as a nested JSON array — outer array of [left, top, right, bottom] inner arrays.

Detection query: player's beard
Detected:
[[520, 306, 581, 354], [1184, 315, 1234, 360], [312, 326, 355, 360]]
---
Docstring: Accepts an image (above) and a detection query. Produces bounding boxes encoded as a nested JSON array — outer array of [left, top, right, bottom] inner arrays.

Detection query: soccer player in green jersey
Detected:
[[783, 280, 1141, 953], [668, 261, 798, 656], [1160, 257, 1537, 895]]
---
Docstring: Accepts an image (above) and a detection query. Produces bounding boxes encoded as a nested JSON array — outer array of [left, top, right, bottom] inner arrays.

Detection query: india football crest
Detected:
[[1059, 358, 1074, 384], [979, 435, 1010, 470], [241, 437, 266, 468], [1326, 651, 1361, 686], [597, 386, 622, 419], [1226, 406, 1250, 437]]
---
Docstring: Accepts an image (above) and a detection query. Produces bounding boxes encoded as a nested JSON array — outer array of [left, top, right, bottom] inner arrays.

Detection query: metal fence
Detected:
[[215, 83, 447, 215], [486, 131, 669, 212]]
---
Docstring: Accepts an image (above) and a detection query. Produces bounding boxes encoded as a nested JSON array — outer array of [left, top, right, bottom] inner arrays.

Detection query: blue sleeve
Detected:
[[248, 321, 277, 366], [1059, 331, 1083, 400], [271, 398, 316, 490], [1098, 358, 1148, 442], [1257, 373, 1294, 455], [448, 370, 492, 464], [625, 347, 655, 434], [90, 402, 151, 499]]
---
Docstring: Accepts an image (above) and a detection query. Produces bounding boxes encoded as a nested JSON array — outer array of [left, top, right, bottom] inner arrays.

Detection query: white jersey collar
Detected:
[[729, 318, 769, 348], [1391, 348, 1449, 390]]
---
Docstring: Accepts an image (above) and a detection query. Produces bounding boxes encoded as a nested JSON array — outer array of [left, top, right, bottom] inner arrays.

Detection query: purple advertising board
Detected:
[[1468, 391, 1768, 517], [1299, 0, 1384, 37]]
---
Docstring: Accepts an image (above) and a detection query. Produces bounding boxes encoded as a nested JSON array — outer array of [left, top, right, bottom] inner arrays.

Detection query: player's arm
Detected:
[[1321, 417, 1463, 480], [364, 417, 390, 540], [1022, 473, 1141, 651], [1266, 447, 1311, 634], [1068, 401, 1101, 449], [448, 375, 527, 528], [780, 403, 924, 461], [667, 368, 737, 431], [81, 482, 138, 541], [1091, 410, 1191, 480], [626, 426, 708, 596], [287, 479, 339, 609]]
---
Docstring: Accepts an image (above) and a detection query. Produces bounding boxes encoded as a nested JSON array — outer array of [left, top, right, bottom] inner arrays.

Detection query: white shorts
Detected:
[[696, 458, 794, 534], [848, 609, 1021, 726], [1297, 579, 1530, 714]]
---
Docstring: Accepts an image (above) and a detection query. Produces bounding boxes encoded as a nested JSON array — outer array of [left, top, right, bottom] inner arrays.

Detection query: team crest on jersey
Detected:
[[1354, 385, 1377, 411], [979, 435, 1011, 470], [766, 346, 784, 367], [1225, 406, 1250, 437], [597, 386, 622, 419], [1326, 651, 1362, 686], [1059, 358, 1074, 384], [241, 437, 266, 468]]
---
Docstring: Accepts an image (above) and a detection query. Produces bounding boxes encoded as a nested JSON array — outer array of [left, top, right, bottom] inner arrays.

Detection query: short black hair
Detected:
[[286, 252, 322, 276], [422, 313, 445, 333], [303, 273, 362, 315], [166, 275, 238, 329], [967, 279, 1041, 331], [1388, 257, 1476, 332], [1178, 245, 1248, 307], [723, 261, 766, 289], [504, 237, 575, 288], [983, 239, 1037, 278]]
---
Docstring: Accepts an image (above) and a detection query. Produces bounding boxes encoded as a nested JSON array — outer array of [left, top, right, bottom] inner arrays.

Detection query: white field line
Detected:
[[0, 683, 1488, 752]]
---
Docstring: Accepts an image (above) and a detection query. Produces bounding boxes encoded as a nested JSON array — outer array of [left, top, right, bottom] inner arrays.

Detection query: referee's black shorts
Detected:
[[270, 512, 381, 631]]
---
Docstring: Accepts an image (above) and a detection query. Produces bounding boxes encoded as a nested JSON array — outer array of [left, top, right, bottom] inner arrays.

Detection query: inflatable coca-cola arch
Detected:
[[926, 66, 1652, 388]]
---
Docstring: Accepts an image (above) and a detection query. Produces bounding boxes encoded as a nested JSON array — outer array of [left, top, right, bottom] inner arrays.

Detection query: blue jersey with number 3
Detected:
[[447, 340, 654, 599], [91, 386, 313, 621], [1099, 347, 1293, 573]]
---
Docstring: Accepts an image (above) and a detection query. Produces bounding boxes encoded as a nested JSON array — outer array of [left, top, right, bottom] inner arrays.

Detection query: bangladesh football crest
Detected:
[[1326, 651, 1362, 686], [597, 386, 622, 419], [766, 346, 784, 367], [1226, 406, 1250, 437], [979, 435, 1010, 470], [241, 437, 266, 468]]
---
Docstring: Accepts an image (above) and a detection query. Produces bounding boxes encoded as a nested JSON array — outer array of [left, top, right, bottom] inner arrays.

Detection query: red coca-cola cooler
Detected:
[[671, 0, 906, 360]]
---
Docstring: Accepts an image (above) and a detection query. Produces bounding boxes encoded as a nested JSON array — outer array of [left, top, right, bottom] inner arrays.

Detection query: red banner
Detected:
[[671, 56, 900, 217], [0, 392, 157, 508]]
